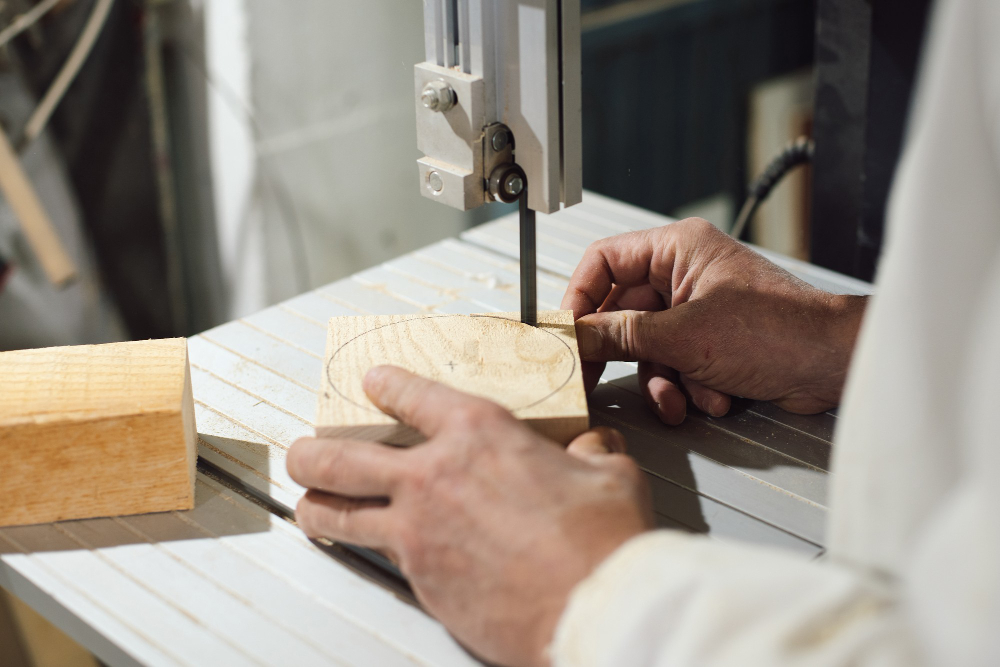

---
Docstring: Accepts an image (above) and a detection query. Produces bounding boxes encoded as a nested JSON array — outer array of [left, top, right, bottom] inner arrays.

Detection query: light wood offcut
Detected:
[[0, 339, 197, 527]]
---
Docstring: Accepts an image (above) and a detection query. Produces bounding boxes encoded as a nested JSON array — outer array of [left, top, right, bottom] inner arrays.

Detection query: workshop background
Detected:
[[0, 0, 928, 663]]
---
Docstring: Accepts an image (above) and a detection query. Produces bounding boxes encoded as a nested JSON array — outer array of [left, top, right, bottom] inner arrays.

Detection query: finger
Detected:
[[363, 365, 508, 438], [295, 489, 392, 547], [566, 426, 627, 458], [638, 362, 687, 426], [680, 374, 731, 417], [287, 437, 404, 497], [575, 306, 700, 368], [562, 228, 674, 318], [601, 283, 666, 313]]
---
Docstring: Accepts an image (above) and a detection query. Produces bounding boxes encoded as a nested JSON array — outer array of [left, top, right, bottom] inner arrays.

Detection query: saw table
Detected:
[[0, 193, 871, 666]]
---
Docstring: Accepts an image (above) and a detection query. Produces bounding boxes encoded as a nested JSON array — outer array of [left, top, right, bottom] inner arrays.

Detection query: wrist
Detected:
[[812, 293, 868, 406]]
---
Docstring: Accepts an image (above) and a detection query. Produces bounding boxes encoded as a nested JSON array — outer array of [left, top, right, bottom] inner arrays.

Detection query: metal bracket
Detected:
[[415, 0, 582, 214]]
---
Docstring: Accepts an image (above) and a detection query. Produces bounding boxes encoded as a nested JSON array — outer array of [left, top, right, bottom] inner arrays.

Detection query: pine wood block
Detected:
[[0, 339, 197, 528], [316, 310, 589, 445]]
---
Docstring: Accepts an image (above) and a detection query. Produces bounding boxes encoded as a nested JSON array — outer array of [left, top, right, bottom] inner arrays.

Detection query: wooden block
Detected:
[[316, 310, 589, 445], [0, 339, 197, 527]]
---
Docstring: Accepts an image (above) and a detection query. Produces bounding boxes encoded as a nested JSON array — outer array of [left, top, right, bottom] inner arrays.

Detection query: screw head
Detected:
[[421, 81, 455, 112], [427, 171, 444, 193], [504, 174, 524, 197], [491, 130, 509, 152]]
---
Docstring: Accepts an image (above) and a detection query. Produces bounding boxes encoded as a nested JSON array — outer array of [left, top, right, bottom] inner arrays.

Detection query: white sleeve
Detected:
[[551, 0, 1000, 663], [549, 531, 921, 667]]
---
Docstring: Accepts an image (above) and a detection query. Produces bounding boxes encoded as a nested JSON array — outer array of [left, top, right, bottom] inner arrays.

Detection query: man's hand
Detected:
[[288, 366, 654, 667], [562, 218, 867, 424]]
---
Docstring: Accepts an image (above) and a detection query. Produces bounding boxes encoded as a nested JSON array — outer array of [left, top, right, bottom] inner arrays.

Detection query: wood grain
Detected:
[[316, 310, 588, 445], [0, 339, 196, 527]]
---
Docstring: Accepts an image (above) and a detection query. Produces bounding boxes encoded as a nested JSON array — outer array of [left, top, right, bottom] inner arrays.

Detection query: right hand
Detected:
[[561, 218, 867, 425]]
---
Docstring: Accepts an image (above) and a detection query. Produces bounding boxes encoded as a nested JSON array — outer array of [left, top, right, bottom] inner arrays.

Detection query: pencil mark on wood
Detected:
[[325, 314, 576, 416], [317, 311, 588, 445]]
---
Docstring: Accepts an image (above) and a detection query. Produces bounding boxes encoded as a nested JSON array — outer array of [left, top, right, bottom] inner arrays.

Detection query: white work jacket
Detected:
[[552, 0, 1000, 664]]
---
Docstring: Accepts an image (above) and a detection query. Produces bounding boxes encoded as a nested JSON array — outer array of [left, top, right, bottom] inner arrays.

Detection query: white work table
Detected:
[[0, 193, 872, 666]]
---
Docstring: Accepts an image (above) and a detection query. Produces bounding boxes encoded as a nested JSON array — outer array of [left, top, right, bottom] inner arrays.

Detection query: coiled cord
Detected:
[[730, 136, 815, 240]]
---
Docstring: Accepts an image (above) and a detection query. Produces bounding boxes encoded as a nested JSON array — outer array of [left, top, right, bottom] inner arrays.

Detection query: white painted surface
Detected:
[[203, 0, 472, 319], [1, 477, 478, 667], [1, 193, 872, 664], [204, 0, 263, 319]]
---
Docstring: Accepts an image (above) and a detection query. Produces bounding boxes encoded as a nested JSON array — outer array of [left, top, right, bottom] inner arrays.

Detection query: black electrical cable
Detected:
[[730, 136, 815, 240]]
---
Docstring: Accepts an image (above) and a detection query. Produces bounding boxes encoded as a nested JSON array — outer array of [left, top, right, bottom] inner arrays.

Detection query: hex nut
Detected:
[[421, 81, 456, 113]]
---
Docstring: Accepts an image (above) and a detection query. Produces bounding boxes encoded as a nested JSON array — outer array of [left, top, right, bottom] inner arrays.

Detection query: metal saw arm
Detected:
[[415, 0, 582, 216]]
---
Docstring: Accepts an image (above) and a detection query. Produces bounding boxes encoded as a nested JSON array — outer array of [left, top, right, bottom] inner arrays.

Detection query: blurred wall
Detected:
[[202, 0, 470, 319], [0, 73, 124, 350]]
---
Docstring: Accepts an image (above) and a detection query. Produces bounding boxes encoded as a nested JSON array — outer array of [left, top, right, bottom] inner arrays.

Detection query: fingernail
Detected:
[[711, 398, 729, 418], [576, 324, 603, 359]]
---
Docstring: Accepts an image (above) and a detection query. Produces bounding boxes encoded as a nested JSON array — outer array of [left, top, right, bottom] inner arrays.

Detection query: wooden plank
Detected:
[[0, 127, 76, 286], [317, 311, 589, 445], [0, 340, 196, 528]]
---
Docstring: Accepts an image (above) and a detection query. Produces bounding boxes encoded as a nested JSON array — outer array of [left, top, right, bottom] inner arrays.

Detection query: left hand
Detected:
[[287, 366, 654, 667]]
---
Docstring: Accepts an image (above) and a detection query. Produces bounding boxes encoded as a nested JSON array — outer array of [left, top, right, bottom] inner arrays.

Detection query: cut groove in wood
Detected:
[[0, 339, 197, 527], [316, 311, 588, 445]]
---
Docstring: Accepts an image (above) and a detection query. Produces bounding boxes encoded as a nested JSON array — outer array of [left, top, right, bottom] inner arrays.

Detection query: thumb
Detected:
[[575, 307, 695, 366]]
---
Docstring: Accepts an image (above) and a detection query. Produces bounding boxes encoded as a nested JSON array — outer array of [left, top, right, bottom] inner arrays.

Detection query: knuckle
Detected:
[[677, 216, 713, 234], [448, 401, 506, 432], [402, 449, 450, 496], [402, 461, 432, 495], [334, 503, 356, 535], [395, 524, 427, 575], [611, 311, 642, 360], [449, 404, 482, 431], [316, 446, 345, 488], [585, 236, 610, 257]]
